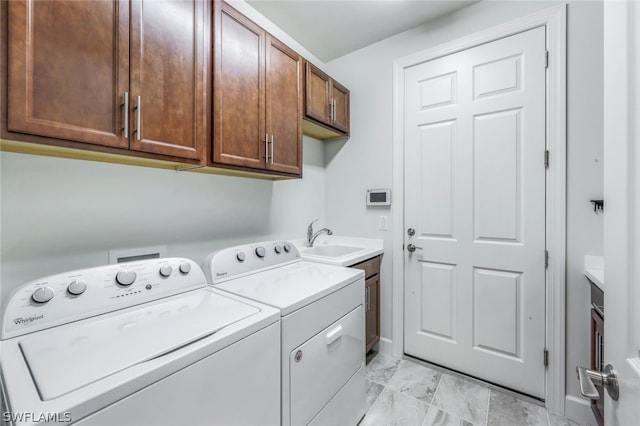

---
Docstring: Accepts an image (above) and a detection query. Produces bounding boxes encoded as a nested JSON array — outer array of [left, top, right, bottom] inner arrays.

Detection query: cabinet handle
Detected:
[[366, 287, 370, 311], [329, 100, 333, 121], [264, 133, 269, 162], [325, 325, 343, 346], [123, 92, 129, 138], [134, 95, 142, 141], [332, 99, 336, 121], [270, 134, 274, 164], [595, 331, 600, 370]]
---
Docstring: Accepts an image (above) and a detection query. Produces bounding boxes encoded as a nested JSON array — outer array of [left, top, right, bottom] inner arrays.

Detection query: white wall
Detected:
[[323, 0, 603, 410], [0, 136, 324, 310]]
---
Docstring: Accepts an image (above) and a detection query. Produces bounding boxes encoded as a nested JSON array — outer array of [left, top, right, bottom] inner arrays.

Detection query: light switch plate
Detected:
[[379, 215, 388, 231]]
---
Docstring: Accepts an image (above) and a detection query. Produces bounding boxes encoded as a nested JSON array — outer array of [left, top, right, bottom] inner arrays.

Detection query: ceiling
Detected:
[[246, 0, 477, 62]]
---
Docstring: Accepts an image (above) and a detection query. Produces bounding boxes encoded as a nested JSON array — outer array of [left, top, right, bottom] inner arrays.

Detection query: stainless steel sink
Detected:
[[302, 245, 365, 258]]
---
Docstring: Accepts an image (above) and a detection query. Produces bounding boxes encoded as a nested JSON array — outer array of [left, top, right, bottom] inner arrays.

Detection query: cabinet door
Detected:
[[8, 0, 129, 149], [304, 63, 331, 126], [591, 309, 605, 426], [265, 36, 302, 175], [129, 0, 207, 160], [213, 2, 266, 169], [365, 275, 380, 351], [330, 80, 350, 134]]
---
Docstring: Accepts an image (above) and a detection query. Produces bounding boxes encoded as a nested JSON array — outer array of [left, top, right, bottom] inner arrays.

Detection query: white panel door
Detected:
[[602, 0, 640, 423], [404, 27, 547, 398]]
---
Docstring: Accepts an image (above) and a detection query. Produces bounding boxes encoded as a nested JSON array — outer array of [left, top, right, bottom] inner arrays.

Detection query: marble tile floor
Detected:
[[361, 354, 587, 426]]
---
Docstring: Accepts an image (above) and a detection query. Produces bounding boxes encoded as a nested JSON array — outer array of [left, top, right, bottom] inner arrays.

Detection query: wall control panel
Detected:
[[366, 189, 391, 206], [2, 258, 206, 339]]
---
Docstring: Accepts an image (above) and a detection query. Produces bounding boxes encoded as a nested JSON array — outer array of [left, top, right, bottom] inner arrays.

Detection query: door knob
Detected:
[[576, 364, 619, 401], [407, 244, 422, 253], [407, 228, 415, 236]]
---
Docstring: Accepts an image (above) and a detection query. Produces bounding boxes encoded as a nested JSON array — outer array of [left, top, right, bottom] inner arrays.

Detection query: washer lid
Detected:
[[214, 261, 363, 316], [18, 289, 259, 401]]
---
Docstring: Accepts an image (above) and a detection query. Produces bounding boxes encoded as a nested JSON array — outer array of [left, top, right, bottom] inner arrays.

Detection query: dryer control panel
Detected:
[[2, 258, 206, 339], [205, 240, 301, 285]]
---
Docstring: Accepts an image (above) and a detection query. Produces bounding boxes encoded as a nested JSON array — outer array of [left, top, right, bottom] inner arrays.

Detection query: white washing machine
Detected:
[[0, 258, 281, 426], [203, 240, 366, 426]]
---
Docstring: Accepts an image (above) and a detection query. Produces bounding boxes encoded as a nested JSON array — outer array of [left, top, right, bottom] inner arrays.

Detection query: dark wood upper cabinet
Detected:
[[265, 36, 302, 175], [213, 2, 265, 169], [7, 0, 130, 149], [7, 0, 207, 162], [305, 65, 331, 125], [4, 0, 310, 179], [213, 1, 301, 176], [129, 0, 208, 160], [330, 80, 350, 134], [303, 62, 350, 140]]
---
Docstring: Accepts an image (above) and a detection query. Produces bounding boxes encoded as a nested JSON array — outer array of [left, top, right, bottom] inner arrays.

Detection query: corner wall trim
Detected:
[[391, 3, 567, 415]]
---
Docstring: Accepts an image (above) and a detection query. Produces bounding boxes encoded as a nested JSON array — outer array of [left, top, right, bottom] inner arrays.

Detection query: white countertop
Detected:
[[292, 235, 384, 267], [584, 255, 604, 291]]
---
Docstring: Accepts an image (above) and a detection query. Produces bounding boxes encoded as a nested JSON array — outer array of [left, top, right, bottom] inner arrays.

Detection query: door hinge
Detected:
[[544, 150, 549, 168], [545, 250, 549, 268], [544, 348, 549, 367], [545, 50, 549, 69]]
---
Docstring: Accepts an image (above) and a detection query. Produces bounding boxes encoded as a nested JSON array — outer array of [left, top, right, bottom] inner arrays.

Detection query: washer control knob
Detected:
[[67, 280, 87, 296], [116, 269, 136, 286], [274, 245, 282, 254], [159, 265, 173, 277], [179, 263, 191, 274], [236, 252, 246, 262], [283, 243, 291, 253], [255, 246, 266, 258], [32, 287, 54, 303]]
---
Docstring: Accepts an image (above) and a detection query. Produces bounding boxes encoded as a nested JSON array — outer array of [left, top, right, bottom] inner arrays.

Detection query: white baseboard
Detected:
[[564, 395, 597, 426], [376, 337, 393, 358]]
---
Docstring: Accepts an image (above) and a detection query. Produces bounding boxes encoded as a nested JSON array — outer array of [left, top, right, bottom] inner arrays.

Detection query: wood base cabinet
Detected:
[[365, 275, 380, 352], [303, 62, 350, 140], [213, 1, 302, 177], [352, 255, 381, 352], [6, 0, 207, 161], [590, 281, 605, 426]]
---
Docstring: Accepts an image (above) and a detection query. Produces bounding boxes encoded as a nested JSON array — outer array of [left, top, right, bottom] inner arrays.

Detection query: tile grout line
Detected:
[[484, 389, 492, 426], [368, 355, 580, 426], [363, 358, 402, 421], [380, 359, 482, 425], [428, 371, 443, 406], [363, 384, 385, 419]]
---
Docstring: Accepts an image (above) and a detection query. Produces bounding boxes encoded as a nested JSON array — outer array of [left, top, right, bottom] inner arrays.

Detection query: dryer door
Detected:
[[289, 305, 364, 426]]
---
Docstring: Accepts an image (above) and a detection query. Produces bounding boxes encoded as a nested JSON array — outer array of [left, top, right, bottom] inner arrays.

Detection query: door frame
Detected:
[[391, 4, 567, 414]]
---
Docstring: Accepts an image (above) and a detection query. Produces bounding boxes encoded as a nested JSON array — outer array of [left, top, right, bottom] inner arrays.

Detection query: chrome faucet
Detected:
[[306, 219, 333, 247]]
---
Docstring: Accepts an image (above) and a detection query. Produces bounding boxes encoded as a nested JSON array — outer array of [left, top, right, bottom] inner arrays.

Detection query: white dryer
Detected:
[[0, 258, 280, 426], [204, 240, 366, 426]]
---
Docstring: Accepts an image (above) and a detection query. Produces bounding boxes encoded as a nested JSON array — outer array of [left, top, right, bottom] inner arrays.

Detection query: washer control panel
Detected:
[[205, 240, 300, 284], [2, 258, 205, 339]]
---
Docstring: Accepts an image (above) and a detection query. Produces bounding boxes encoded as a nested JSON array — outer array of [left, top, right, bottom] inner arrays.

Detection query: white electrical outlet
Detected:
[[379, 215, 388, 231]]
